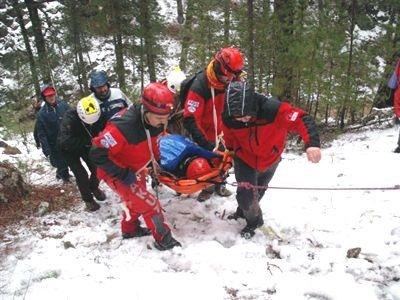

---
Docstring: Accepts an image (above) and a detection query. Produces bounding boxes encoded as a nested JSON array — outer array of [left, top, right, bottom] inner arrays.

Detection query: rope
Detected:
[[211, 87, 219, 151], [227, 181, 400, 191], [142, 106, 160, 199]]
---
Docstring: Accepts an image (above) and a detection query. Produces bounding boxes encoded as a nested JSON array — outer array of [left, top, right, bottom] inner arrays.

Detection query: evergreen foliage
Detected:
[[0, 0, 399, 129]]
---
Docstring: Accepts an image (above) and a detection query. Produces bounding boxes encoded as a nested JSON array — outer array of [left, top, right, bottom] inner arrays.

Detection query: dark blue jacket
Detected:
[[36, 99, 71, 156]]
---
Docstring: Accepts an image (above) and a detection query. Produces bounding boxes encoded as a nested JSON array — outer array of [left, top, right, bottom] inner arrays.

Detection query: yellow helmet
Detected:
[[77, 96, 101, 124]]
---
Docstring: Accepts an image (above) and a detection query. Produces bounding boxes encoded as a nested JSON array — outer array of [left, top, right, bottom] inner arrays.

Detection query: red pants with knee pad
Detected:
[[102, 172, 170, 242]]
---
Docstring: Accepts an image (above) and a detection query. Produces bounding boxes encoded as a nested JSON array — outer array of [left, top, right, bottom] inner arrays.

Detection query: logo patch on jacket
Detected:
[[289, 112, 298, 121], [100, 139, 110, 148], [187, 100, 199, 113], [104, 132, 117, 147]]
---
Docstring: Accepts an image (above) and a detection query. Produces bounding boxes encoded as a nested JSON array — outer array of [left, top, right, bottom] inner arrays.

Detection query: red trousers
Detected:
[[102, 172, 170, 242]]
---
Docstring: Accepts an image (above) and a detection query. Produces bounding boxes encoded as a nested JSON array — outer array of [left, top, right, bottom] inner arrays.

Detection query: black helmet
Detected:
[[225, 81, 257, 119], [90, 71, 109, 88]]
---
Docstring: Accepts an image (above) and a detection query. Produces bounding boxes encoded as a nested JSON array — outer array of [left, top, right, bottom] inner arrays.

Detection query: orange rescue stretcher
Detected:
[[157, 151, 233, 194]]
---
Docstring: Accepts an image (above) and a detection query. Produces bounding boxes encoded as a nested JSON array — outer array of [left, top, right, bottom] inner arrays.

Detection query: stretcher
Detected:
[[157, 150, 233, 194]]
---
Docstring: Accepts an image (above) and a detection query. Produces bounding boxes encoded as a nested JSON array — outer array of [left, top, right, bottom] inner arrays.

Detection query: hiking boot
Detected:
[[197, 188, 214, 202], [227, 207, 245, 220], [85, 201, 100, 212], [215, 185, 232, 197], [240, 218, 264, 239], [92, 189, 106, 201], [122, 226, 151, 239], [394, 146, 400, 153], [154, 235, 182, 251]]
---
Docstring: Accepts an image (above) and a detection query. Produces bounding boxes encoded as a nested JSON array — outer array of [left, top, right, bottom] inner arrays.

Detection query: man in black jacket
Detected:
[[57, 96, 107, 211]]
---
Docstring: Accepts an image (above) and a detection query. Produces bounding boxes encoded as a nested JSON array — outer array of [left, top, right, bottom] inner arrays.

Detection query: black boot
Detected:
[[92, 189, 106, 201], [240, 218, 264, 239], [154, 235, 182, 251], [85, 200, 100, 212], [197, 188, 214, 202], [227, 207, 245, 220], [215, 184, 232, 197], [122, 225, 151, 239]]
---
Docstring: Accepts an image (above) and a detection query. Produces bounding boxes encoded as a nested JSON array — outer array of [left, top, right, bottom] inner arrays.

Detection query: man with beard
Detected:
[[89, 70, 131, 120]]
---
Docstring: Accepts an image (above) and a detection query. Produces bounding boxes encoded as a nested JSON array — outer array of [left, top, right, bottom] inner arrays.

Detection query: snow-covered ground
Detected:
[[1, 126, 400, 300]]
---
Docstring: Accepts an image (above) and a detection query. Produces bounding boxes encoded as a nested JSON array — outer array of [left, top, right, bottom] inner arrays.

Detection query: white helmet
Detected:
[[166, 66, 186, 94], [77, 96, 101, 124]]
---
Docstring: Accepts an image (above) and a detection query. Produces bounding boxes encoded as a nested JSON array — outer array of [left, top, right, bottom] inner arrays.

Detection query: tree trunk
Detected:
[[24, 0, 51, 83], [114, 33, 126, 89], [13, 0, 40, 96], [314, 86, 320, 119], [176, 0, 184, 24], [247, 0, 255, 87], [273, 0, 295, 102], [140, 37, 145, 91], [111, 1, 126, 89], [138, 0, 156, 82], [179, 0, 194, 70], [223, 0, 230, 45], [68, 0, 89, 94], [340, 0, 356, 130]]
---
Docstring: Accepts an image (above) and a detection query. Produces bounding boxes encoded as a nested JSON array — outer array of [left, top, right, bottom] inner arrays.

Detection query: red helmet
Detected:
[[186, 157, 212, 179], [215, 47, 244, 77], [142, 82, 175, 115]]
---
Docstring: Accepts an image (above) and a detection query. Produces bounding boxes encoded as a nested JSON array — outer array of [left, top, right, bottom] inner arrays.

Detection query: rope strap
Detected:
[[228, 182, 400, 191]]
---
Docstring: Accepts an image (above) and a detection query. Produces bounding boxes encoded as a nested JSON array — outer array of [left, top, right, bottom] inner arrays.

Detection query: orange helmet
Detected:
[[186, 157, 212, 179], [215, 47, 244, 78], [142, 82, 175, 115]]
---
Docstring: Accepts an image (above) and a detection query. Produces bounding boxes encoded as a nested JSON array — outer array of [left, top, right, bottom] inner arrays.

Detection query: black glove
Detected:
[[122, 170, 137, 186], [151, 177, 160, 189]]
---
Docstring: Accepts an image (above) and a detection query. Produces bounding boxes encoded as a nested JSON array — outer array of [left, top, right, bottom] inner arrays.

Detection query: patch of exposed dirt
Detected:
[[0, 184, 79, 237]]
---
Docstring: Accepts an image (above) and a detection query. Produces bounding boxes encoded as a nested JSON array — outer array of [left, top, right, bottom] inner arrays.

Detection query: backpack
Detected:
[[388, 59, 400, 90], [178, 71, 202, 108]]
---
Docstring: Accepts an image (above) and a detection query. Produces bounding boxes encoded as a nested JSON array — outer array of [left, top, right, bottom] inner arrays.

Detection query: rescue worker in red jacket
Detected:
[[222, 81, 322, 239], [183, 47, 244, 201], [388, 58, 400, 153], [90, 82, 181, 251]]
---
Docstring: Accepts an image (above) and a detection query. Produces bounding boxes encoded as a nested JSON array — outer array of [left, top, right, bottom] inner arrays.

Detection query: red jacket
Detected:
[[90, 105, 163, 182], [222, 94, 320, 171], [183, 70, 225, 150], [392, 60, 400, 118]]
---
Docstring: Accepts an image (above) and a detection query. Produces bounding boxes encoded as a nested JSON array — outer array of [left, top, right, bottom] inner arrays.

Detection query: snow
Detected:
[[1, 126, 400, 299]]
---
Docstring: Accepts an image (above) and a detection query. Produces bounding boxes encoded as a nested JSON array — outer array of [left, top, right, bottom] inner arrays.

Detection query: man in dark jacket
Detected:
[[222, 81, 321, 239], [90, 82, 181, 251], [57, 96, 107, 211], [89, 70, 131, 120], [36, 84, 71, 183], [183, 47, 244, 201]]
